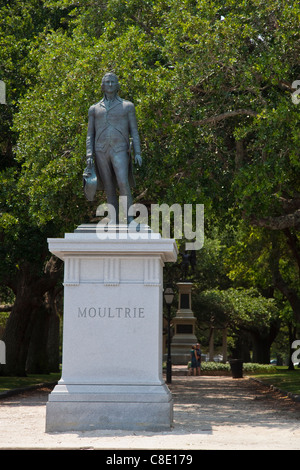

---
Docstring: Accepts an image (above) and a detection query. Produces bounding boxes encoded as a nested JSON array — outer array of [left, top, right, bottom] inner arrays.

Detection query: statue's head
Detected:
[[101, 72, 120, 94]]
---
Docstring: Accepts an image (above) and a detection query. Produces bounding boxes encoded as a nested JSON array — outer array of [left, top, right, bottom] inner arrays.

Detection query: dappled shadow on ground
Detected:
[[168, 376, 300, 434], [1, 377, 300, 441], [0, 386, 54, 407]]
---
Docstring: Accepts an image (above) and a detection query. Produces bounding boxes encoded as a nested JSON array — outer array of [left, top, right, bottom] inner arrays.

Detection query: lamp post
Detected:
[[164, 285, 174, 384]]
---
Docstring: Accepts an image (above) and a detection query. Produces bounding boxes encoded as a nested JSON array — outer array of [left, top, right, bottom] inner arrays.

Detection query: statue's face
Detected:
[[102, 74, 119, 95]]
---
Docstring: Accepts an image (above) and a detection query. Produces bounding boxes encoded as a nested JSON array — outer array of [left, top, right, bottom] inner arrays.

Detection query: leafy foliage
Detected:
[[200, 362, 277, 374], [195, 287, 278, 330], [1, 0, 300, 370]]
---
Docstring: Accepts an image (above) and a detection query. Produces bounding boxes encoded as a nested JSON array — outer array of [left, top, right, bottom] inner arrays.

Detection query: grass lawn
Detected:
[[0, 373, 61, 393], [252, 366, 300, 395], [1, 367, 300, 396]]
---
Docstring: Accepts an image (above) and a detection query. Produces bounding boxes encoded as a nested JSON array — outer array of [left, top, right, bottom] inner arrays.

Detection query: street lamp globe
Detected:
[[164, 286, 174, 305]]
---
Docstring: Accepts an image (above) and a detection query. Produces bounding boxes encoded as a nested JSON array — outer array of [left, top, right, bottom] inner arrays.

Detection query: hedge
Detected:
[[198, 362, 277, 374]]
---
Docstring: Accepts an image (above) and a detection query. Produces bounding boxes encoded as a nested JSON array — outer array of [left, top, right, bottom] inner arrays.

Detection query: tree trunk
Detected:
[[26, 304, 50, 374], [47, 307, 61, 373], [271, 236, 300, 324], [250, 320, 280, 364], [47, 289, 62, 373], [230, 331, 251, 362], [0, 256, 62, 376], [0, 269, 39, 376], [27, 287, 62, 374], [251, 332, 271, 364]]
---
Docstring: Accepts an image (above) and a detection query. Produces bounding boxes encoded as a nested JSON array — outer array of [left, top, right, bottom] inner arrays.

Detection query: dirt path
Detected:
[[0, 376, 299, 450]]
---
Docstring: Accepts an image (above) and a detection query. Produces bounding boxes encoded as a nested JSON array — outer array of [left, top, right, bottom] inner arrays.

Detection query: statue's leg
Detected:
[[95, 150, 119, 223], [111, 151, 133, 223]]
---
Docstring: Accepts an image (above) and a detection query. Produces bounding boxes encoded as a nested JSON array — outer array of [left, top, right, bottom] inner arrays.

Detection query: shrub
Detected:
[[242, 363, 277, 374], [198, 362, 277, 374], [201, 362, 230, 371]]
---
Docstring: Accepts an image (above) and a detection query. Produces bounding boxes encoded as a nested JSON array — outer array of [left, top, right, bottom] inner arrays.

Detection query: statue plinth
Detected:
[[45, 224, 177, 432], [170, 282, 198, 365]]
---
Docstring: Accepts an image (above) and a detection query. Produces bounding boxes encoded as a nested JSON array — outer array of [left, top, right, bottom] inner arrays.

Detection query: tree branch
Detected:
[[275, 195, 300, 213], [192, 109, 258, 126], [250, 209, 300, 230]]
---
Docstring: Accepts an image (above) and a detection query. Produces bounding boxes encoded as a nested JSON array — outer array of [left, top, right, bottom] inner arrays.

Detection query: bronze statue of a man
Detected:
[[84, 72, 142, 223]]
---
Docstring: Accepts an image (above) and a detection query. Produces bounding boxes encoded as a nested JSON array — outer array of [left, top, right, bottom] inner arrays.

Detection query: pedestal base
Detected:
[[46, 383, 173, 432], [46, 224, 177, 432]]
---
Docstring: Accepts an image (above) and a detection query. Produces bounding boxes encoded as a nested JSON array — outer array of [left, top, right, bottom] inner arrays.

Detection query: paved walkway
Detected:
[[0, 374, 300, 450]]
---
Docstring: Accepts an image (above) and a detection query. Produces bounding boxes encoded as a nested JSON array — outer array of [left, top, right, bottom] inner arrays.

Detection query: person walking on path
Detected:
[[190, 345, 198, 376], [195, 343, 201, 376]]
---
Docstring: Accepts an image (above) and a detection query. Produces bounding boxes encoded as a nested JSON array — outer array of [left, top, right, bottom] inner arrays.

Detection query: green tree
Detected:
[[0, 0, 70, 375], [0, 0, 71, 168], [2, 0, 300, 373], [196, 287, 280, 362]]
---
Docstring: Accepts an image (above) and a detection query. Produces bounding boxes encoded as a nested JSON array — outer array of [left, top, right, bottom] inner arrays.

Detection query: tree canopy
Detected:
[[1, 0, 300, 372]]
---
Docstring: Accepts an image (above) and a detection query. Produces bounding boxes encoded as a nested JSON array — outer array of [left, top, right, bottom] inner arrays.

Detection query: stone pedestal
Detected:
[[45, 224, 177, 432], [170, 282, 197, 365]]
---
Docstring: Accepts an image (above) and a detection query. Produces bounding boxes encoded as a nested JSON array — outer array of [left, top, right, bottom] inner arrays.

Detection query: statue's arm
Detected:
[[86, 105, 95, 160], [128, 103, 142, 166]]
